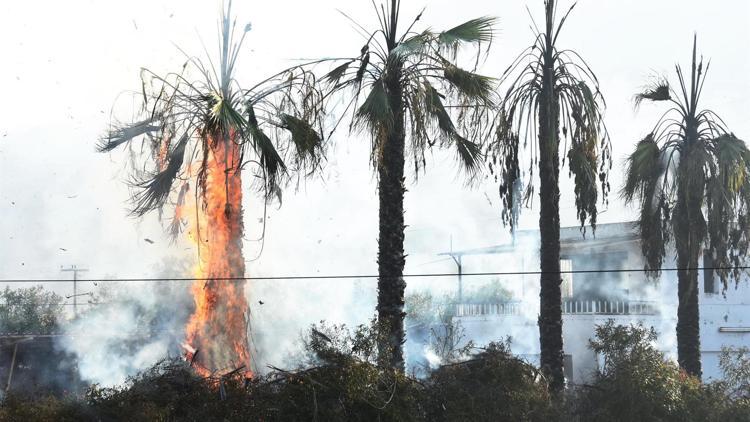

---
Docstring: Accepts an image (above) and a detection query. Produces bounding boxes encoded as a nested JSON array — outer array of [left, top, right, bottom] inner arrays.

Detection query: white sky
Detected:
[[0, 0, 749, 303]]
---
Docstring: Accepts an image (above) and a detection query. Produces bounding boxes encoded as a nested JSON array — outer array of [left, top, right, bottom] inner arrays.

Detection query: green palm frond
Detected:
[[622, 134, 663, 202], [391, 32, 430, 57], [292, 2, 495, 179], [354, 80, 392, 136], [438, 17, 496, 47], [422, 81, 455, 138]]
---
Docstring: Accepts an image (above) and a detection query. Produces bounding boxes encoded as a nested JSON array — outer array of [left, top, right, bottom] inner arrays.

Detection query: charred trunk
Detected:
[[537, 39, 565, 393], [376, 68, 407, 372]]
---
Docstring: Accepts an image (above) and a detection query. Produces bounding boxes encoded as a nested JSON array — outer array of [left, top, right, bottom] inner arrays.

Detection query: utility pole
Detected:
[[61, 265, 88, 317], [451, 255, 463, 302], [448, 236, 463, 302]]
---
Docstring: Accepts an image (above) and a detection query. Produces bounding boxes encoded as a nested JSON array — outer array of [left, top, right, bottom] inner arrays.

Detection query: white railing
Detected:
[[455, 302, 523, 317], [455, 300, 658, 317], [563, 300, 657, 315]]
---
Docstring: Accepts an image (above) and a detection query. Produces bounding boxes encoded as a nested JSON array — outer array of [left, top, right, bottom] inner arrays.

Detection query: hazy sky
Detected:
[[1, 0, 749, 303]]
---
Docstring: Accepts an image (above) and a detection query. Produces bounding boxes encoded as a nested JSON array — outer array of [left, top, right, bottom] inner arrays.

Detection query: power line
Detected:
[[0, 265, 745, 284]]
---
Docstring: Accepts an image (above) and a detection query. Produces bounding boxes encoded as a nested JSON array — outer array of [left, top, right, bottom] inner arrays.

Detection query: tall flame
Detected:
[[184, 132, 252, 377]]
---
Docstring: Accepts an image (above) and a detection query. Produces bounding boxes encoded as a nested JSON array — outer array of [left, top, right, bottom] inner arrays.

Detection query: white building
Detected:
[[443, 222, 750, 383]]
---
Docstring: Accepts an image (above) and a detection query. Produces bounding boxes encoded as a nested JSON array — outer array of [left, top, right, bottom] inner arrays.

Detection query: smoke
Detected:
[[423, 346, 442, 369], [56, 259, 193, 386]]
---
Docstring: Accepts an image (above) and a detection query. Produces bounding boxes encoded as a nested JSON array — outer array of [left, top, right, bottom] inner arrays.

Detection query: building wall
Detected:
[[448, 222, 750, 383], [699, 278, 750, 380], [455, 288, 750, 383]]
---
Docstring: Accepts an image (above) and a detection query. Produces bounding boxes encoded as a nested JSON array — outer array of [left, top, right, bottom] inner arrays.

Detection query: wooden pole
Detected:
[[5, 343, 18, 393]]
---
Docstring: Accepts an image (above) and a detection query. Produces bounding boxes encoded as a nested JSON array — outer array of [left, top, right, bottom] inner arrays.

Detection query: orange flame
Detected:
[[183, 132, 252, 378]]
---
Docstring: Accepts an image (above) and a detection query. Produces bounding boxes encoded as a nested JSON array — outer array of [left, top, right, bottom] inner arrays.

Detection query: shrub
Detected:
[[426, 342, 554, 422], [568, 321, 750, 422]]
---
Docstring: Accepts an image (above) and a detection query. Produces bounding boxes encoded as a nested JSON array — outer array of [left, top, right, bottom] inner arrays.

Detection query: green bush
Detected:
[[568, 321, 750, 422], [425, 342, 554, 422]]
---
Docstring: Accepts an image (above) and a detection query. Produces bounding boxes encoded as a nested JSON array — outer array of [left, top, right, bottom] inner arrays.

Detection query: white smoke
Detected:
[[56, 261, 193, 386], [423, 346, 443, 369]]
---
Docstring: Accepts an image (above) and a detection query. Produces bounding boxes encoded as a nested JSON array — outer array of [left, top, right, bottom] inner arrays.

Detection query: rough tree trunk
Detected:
[[674, 185, 703, 378], [537, 36, 565, 393], [186, 133, 252, 375], [376, 68, 407, 371]]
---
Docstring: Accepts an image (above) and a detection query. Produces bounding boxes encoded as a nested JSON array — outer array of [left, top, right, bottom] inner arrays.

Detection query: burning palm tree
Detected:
[[99, 2, 324, 376], [306, 1, 496, 371], [623, 36, 750, 379], [490, 0, 611, 392]]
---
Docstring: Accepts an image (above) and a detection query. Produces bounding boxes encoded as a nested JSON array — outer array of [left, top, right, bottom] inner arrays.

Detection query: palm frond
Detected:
[[324, 60, 354, 85], [453, 135, 482, 178], [492, 112, 523, 232], [251, 123, 286, 194], [354, 79, 392, 135], [567, 138, 599, 233], [634, 79, 671, 108], [99, 118, 161, 152], [392, 32, 430, 57], [637, 194, 670, 275], [279, 113, 322, 164], [713, 134, 750, 195], [442, 63, 495, 105], [438, 17, 496, 47], [355, 52, 371, 84], [420, 81, 459, 143], [131, 134, 188, 216], [622, 134, 663, 203]]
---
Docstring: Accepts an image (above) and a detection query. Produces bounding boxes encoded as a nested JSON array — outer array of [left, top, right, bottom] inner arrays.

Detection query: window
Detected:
[[703, 250, 715, 294], [560, 259, 573, 298], [563, 354, 574, 383]]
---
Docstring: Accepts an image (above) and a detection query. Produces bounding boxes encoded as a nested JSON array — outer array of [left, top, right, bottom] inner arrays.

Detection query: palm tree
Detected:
[[98, 2, 325, 375], [490, 0, 611, 392], [622, 36, 750, 379], [309, 1, 495, 371]]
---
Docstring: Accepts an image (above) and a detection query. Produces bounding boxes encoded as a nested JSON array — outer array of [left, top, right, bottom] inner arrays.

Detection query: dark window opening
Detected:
[[563, 354, 574, 382], [703, 250, 715, 294]]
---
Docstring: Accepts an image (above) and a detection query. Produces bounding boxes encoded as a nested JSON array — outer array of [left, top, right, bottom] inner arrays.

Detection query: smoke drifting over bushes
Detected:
[[56, 260, 193, 386]]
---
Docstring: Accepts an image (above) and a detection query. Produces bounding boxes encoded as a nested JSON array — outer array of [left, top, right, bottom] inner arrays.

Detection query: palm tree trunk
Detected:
[[674, 194, 703, 378], [537, 31, 565, 392], [376, 69, 407, 371]]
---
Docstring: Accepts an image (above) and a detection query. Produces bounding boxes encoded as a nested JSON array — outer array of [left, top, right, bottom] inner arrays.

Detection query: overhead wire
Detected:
[[0, 264, 743, 284]]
